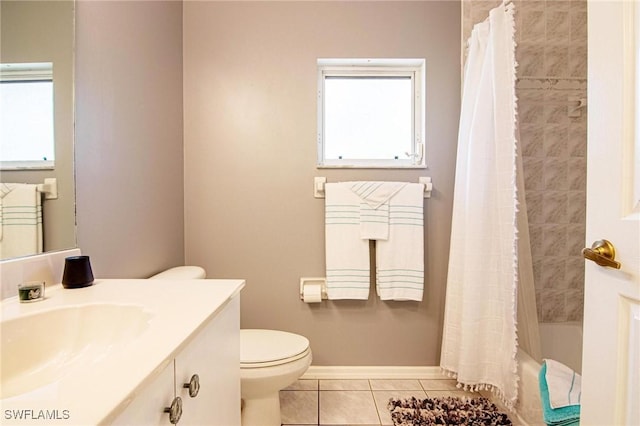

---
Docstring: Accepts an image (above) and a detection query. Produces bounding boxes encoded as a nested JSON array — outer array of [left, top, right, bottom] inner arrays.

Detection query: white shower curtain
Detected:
[[440, 2, 521, 409]]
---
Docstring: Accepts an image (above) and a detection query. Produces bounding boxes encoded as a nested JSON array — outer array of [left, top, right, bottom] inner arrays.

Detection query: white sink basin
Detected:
[[1, 303, 152, 399]]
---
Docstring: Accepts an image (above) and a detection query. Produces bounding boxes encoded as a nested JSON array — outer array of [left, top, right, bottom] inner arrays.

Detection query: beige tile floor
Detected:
[[279, 378, 510, 426]]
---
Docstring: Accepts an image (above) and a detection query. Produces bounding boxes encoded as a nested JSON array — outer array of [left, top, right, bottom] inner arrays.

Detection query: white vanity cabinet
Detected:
[[176, 295, 240, 425], [113, 296, 241, 425], [111, 360, 175, 425]]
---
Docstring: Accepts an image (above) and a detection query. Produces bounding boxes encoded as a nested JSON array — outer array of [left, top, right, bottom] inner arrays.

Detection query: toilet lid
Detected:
[[240, 329, 310, 366]]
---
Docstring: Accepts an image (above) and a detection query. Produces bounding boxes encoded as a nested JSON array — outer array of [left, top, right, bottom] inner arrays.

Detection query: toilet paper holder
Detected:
[[299, 277, 328, 302]]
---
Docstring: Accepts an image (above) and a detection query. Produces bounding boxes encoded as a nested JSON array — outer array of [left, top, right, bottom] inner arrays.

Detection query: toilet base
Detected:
[[241, 393, 281, 426]]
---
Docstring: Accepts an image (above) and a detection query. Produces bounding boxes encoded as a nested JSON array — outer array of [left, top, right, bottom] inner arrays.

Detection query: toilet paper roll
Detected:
[[303, 283, 322, 303]]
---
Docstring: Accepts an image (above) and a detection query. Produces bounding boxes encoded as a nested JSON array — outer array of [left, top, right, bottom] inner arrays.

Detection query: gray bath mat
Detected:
[[388, 396, 512, 426]]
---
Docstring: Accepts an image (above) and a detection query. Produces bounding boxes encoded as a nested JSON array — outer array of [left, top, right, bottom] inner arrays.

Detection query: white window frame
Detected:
[[317, 58, 425, 168]]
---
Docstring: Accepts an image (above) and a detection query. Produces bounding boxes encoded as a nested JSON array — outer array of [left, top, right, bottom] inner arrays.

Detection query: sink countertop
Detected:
[[0, 278, 245, 425]]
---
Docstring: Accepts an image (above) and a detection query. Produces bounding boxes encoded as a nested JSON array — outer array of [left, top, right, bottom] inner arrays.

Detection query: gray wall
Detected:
[[73, 0, 460, 366], [75, 1, 185, 278], [183, 1, 461, 365]]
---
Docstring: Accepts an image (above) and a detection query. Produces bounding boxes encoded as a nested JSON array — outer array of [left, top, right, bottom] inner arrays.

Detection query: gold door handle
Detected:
[[582, 239, 621, 269]]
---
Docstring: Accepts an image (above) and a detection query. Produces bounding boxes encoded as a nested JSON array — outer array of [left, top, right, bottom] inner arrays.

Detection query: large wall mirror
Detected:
[[0, 1, 76, 260]]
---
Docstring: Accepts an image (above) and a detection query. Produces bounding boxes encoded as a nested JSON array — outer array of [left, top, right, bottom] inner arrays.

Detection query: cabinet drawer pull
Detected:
[[164, 396, 182, 424], [183, 374, 200, 398]]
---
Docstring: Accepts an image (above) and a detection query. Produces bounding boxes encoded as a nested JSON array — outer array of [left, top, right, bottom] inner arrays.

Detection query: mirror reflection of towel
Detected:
[[0, 183, 43, 259]]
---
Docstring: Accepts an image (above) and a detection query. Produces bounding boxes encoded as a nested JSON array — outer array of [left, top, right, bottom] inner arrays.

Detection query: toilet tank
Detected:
[[149, 266, 206, 280]]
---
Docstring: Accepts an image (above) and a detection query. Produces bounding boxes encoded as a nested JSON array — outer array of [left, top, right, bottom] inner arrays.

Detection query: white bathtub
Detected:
[[515, 322, 583, 425]]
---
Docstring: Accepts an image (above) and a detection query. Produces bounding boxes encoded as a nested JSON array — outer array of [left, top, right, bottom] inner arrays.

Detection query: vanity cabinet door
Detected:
[[175, 296, 241, 425], [111, 360, 175, 425], [112, 295, 241, 425]]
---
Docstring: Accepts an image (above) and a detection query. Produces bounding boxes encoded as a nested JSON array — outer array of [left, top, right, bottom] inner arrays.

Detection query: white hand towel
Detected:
[[376, 183, 424, 301], [325, 183, 370, 300], [349, 182, 407, 240], [0, 183, 43, 259], [544, 359, 582, 409]]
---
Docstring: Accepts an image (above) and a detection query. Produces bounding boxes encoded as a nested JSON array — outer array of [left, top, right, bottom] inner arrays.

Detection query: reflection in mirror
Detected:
[[0, 1, 75, 260], [1, 62, 55, 169]]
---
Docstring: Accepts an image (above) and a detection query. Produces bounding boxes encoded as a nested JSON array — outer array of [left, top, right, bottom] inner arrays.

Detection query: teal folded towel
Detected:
[[539, 361, 580, 426]]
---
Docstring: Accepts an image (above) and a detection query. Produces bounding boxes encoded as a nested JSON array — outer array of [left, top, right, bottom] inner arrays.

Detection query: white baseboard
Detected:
[[301, 365, 447, 380]]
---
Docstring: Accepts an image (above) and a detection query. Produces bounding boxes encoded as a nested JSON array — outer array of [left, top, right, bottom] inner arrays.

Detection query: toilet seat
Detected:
[[240, 329, 310, 369]]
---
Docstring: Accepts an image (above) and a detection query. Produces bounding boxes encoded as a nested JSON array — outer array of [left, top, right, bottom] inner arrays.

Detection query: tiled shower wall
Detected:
[[462, 0, 587, 323]]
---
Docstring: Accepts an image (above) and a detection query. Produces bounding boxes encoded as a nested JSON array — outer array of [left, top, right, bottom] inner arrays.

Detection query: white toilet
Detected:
[[150, 266, 312, 426]]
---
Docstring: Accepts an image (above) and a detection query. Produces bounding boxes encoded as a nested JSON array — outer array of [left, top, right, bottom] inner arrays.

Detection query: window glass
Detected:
[[324, 76, 412, 161]]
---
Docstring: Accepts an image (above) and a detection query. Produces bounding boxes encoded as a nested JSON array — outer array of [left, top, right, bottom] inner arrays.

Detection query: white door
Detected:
[[582, 1, 640, 425]]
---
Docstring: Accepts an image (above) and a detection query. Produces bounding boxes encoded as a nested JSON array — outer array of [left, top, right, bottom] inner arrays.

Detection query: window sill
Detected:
[[1, 161, 55, 171], [317, 164, 427, 170]]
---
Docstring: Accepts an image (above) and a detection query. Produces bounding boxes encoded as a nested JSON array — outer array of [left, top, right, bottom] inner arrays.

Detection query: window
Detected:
[[317, 58, 425, 168], [0, 62, 55, 170]]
